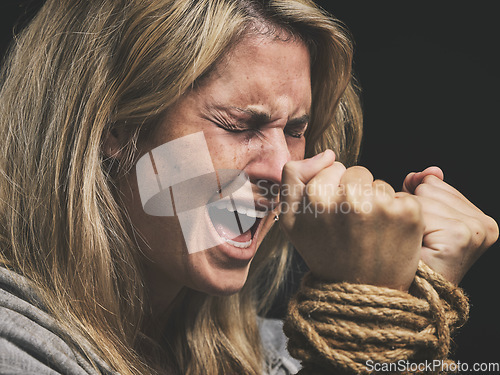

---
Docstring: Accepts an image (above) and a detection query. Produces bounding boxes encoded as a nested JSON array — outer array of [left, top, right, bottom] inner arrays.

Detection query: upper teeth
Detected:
[[213, 200, 266, 218]]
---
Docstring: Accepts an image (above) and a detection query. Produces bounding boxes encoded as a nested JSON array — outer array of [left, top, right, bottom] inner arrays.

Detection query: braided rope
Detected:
[[283, 261, 469, 375]]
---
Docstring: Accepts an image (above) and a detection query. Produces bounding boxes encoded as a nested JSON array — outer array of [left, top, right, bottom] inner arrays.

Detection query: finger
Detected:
[[373, 179, 396, 200], [402, 166, 444, 193], [307, 161, 346, 203], [416, 177, 499, 248], [417, 195, 499, 249], [421, 211, 478, 248], [414, 179, 486, 218], [282, 149, 335, 188], [392, 192, 423, 228], [416, 173, 470, 201], [280, 150, 336, 227], [340, 166, 374, 202], [420, 214, 485, 285]]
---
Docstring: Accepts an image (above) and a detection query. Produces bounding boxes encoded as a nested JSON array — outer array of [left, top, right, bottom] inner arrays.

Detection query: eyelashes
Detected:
[[285, 124, 307, 138], [206, 106, 308, 139], [215, 122, 307, 139]]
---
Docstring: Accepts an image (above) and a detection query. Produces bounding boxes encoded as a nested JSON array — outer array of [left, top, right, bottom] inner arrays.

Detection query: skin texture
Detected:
[[402, 167, 499, 285], [280, 150, 424, 291], [280, 154, 498, 290], [108, 35, 312, 317]]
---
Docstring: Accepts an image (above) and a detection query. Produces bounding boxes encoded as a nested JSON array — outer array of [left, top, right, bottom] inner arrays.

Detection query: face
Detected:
[[120, 35, 311, 302]]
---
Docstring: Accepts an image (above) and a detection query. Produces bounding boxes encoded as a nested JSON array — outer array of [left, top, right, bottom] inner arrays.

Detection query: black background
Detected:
[[1, 0, 499, 365], [315, 1, 500, 364]]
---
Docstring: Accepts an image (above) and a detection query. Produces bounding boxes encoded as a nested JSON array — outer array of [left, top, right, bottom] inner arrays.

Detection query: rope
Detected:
[[283, 261, 469, 375]]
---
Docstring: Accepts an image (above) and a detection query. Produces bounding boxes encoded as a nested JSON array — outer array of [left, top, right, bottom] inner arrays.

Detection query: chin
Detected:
[[188, 259, 251, 296], [186, 247, 253, 296]]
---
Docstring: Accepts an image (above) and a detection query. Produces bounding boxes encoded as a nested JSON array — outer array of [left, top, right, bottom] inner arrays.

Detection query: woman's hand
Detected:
[[279, 150, 424, 291], [402, 167, 499, 285]]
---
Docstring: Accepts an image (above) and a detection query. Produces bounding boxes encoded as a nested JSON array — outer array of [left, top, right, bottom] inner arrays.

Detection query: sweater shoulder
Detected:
[[0, 267, 110, 375]]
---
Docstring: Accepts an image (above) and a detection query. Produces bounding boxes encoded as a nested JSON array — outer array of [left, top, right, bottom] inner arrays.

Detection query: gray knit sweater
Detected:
[[0, 267, 300, 375]]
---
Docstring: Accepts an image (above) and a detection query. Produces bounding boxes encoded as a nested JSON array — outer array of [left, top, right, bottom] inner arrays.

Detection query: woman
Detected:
[[0, 0, 497, 374]]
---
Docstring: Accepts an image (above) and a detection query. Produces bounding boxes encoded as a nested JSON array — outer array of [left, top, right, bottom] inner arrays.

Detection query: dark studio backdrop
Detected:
[[1, 0, 499, 366], [315, 2, 500, 364]]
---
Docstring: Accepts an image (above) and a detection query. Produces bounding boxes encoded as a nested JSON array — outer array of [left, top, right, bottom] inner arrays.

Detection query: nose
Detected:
[[245, 128, 292, 186]]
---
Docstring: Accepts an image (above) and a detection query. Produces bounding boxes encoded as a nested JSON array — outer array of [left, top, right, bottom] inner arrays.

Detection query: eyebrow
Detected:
[[226, 106, 310, 128], [230, 106, 272, 124], [285, 114, 310, 128]]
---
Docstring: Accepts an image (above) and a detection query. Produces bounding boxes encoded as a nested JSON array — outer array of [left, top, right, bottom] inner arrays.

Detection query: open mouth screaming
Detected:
[[207, 197, 266, 248]]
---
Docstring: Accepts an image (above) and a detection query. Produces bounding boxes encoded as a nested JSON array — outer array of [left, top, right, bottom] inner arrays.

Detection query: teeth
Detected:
[[246, 208, 266, 218], [222, 237, 252, 248], [210, 199, 267, 218]]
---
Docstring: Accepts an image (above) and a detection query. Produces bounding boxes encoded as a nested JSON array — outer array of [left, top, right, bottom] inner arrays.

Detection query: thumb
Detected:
[[282, 149, 335, 187], [280, 149, 335, 208], [402, 166, 444, 193]]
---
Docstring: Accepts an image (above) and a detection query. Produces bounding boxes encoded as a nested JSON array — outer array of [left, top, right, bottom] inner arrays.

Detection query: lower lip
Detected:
[[206, 212, 264, 263], [216, 239, 257, 262]]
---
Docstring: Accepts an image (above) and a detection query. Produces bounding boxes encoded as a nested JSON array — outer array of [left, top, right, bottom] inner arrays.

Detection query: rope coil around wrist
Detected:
[[283, 262, 469, 375]]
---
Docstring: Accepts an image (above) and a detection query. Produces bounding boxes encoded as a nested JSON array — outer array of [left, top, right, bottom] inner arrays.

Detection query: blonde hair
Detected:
[[0, 0, 362, 374]]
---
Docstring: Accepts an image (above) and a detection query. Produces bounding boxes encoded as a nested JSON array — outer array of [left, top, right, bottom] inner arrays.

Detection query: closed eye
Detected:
[[209, 110, 249, 133], [214, 122, 245, 132], [205, 104, 309, 138], [285, 124, 308, 138], [286, 130, 306, 138], [285, 115, 309, 138]]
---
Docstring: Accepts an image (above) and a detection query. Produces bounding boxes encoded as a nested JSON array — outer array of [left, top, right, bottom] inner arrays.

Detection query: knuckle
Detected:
[[468, 218, 487, 248], [344, 165, 373, 181], [484, 215, 499, 246], [373, 179, 389, 189], [305, 186, 323, 205], [422, 174, 440, 185], [414, 182, 433, 197], [348, 165, 370, 174], [373, 180, 394, 197], [282, 160, 300, 177], [450, 220, 473, 248], [333, 161, 347, 173], [391, 196, 422, 225]]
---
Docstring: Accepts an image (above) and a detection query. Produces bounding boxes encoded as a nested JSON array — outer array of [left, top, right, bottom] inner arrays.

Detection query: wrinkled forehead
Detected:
[[192, 35, 312, 119]]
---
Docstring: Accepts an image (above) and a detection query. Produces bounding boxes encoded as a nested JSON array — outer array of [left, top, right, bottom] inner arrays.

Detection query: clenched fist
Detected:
[[402, 167, 499, 285], [278, 150, 499, 291], [279, 150, 424, 291]]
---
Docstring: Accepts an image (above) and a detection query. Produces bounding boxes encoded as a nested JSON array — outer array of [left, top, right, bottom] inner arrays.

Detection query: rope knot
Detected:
[[284, 262, 469, 375]]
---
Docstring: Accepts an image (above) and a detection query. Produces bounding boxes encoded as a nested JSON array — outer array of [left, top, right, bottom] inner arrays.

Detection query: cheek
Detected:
[[205, 130, 307, 169], [204, 132, 251, 169], [121, 172, 185, 254]]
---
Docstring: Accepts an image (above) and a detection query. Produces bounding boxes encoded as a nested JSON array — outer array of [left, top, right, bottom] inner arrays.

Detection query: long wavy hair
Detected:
[[0, 0, 362, 374]]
